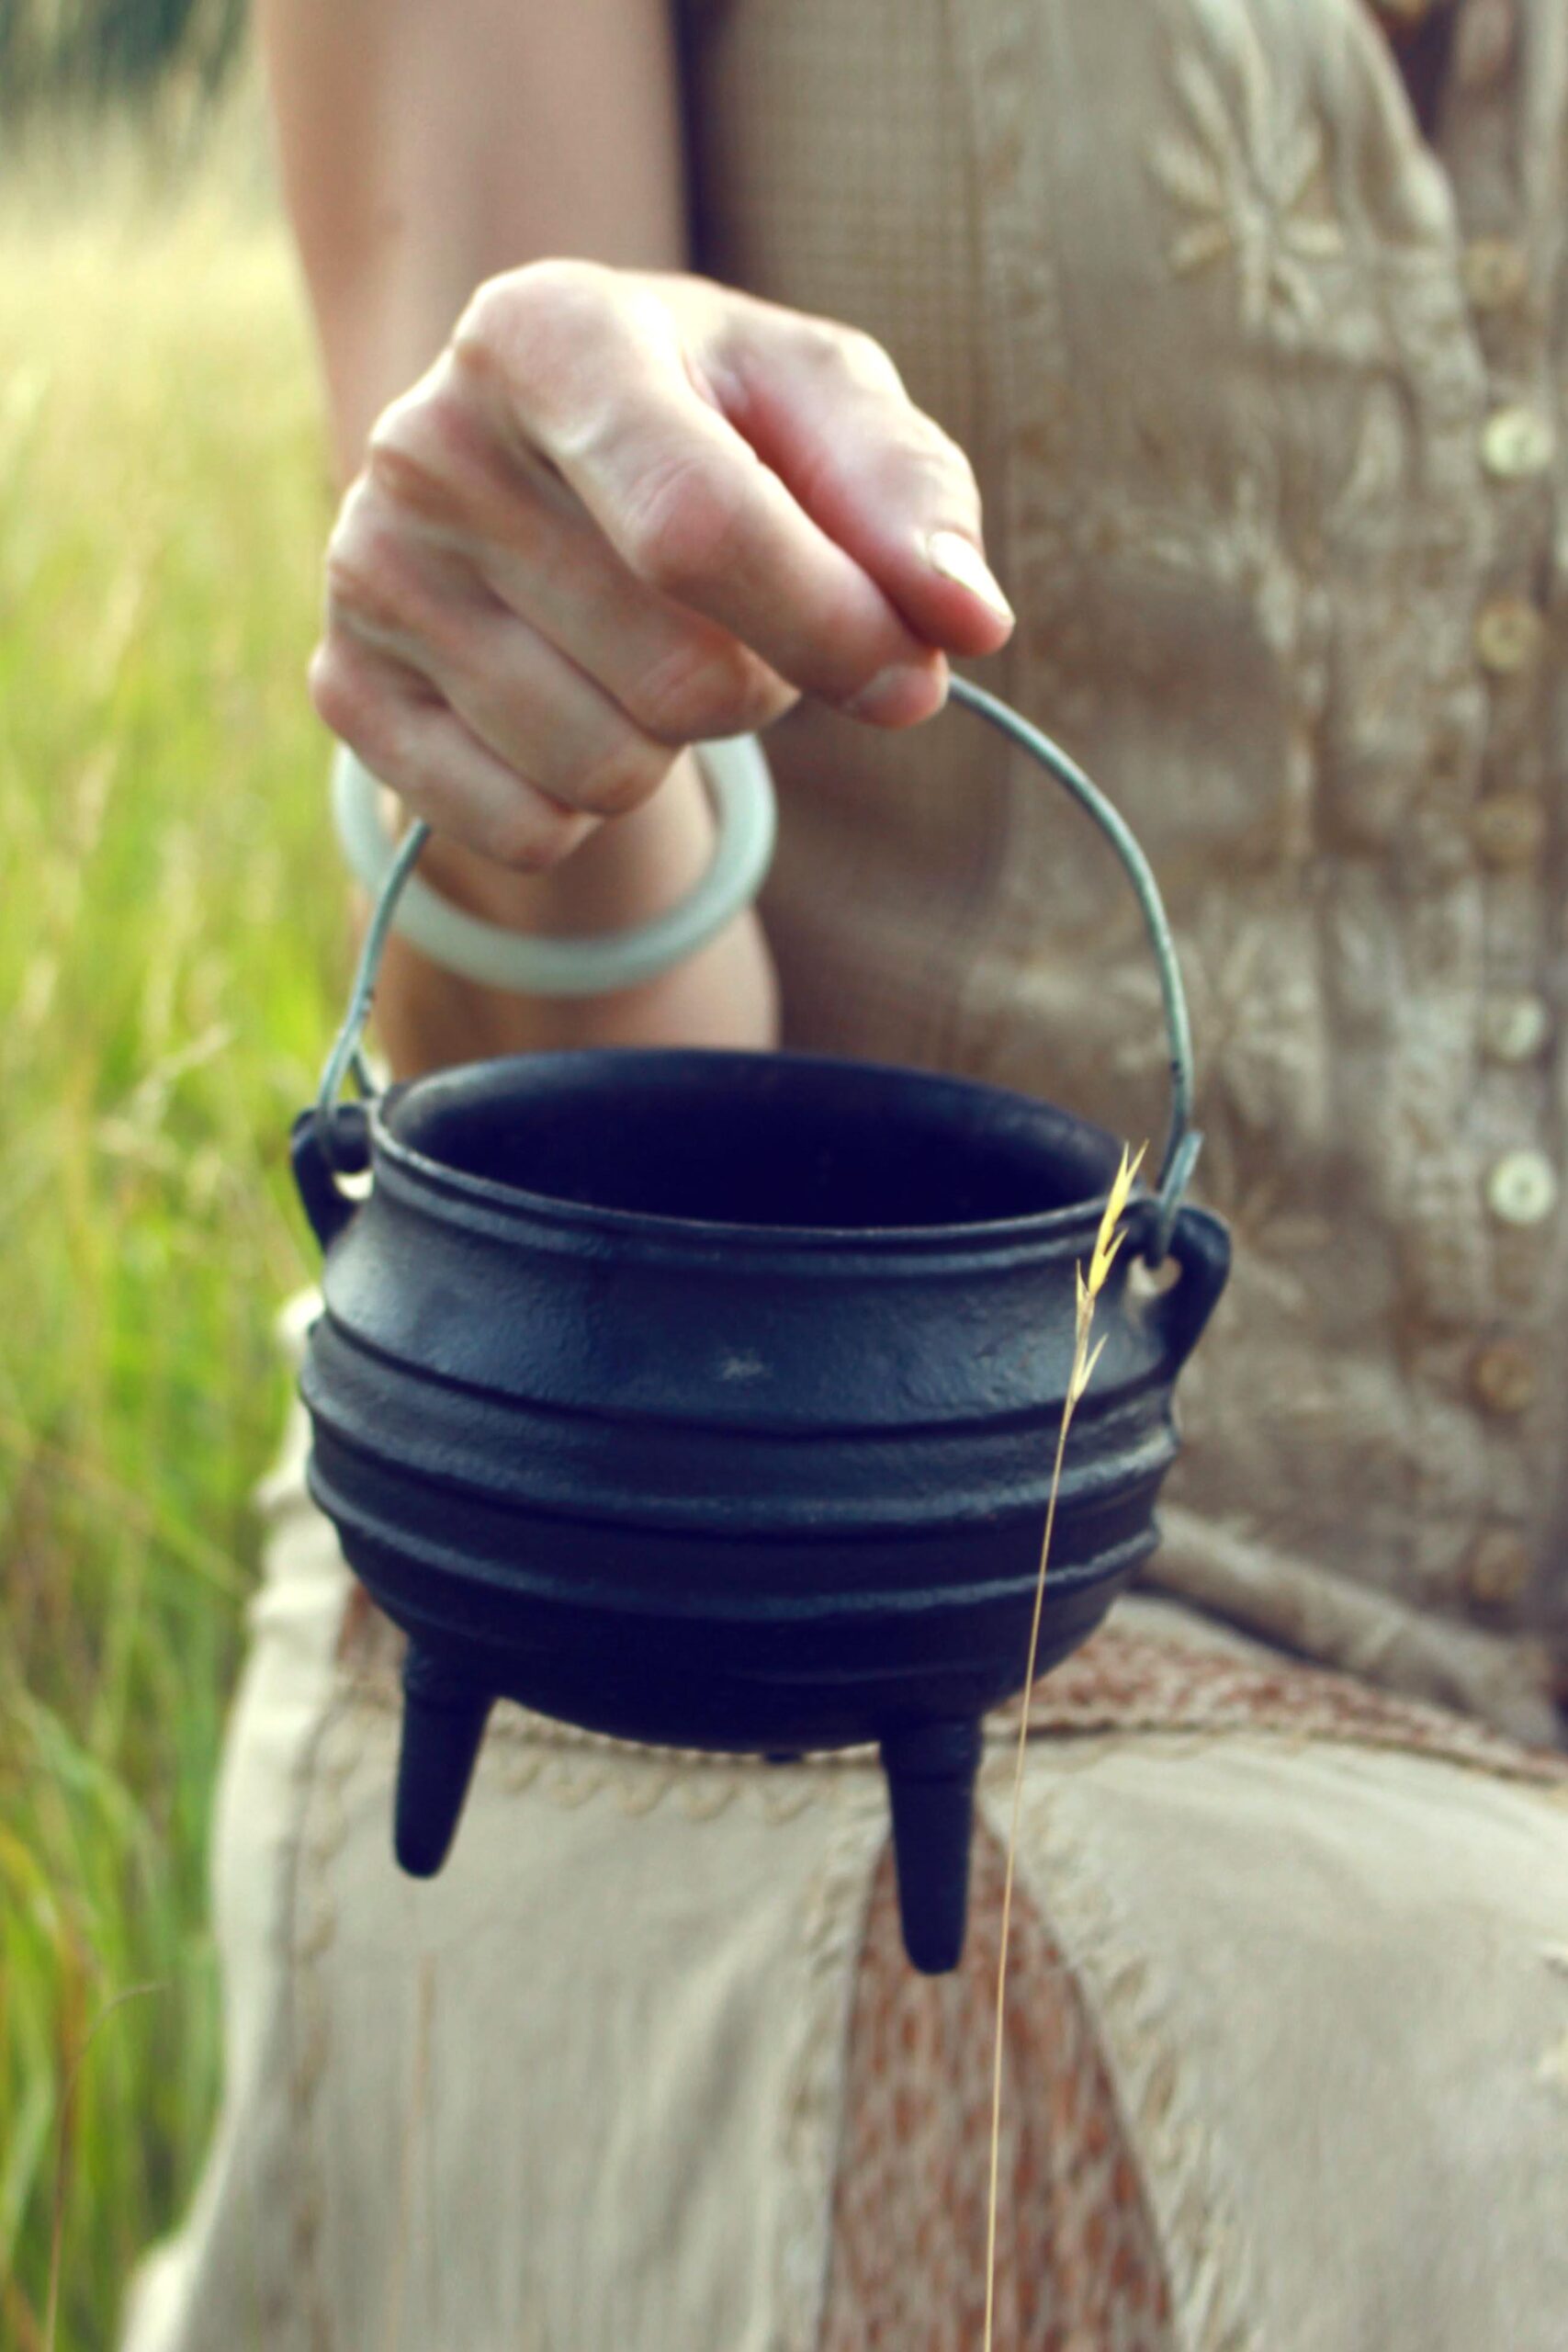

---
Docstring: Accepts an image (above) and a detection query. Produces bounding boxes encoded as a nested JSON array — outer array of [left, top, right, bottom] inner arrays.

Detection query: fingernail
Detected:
[[925, 529, 1015, 625], [846, 662, 948, 725]]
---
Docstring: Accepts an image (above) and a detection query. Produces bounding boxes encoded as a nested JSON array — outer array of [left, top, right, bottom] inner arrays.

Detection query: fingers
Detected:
[[454, 264, 950, 724], [309, 630, 595, 870], [360, 384, 801, 747], [706, 298, 1016, 660], [323, 485, 671, 815], [321, 452, 802, 868], [313, 264, 1012, 876]]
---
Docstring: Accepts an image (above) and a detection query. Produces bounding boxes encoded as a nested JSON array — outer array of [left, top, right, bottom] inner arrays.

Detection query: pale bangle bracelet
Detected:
[[330, 732, 778, 998]]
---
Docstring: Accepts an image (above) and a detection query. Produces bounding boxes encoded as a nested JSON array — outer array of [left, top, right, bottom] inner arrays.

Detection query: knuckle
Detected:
[[365, 373, 471, 509], [792, 315, 901, 394], [482, 794, 579, 873], [308, 640, 378, 750], [452, 271, 512, 357], [911, 421, 973, 507], [322, 486, 397, 612], [837, 324, 905, 394], [465, 257, 602, 337], [324, 547, 403, 641], [512, 255, 611, 312], [452, 270, 531, 368], [784, 313, 845, 368], [622, 454, 746, 599], [309, 648, 417, 788], [321, 541, 378, 626], [914, 412, 978, 493], [630, 638, 788, 745], [324, 495, 458, 659], [577, 739, 669, 820], [454, 260, 610, 404], [870, 418, 981, 523]]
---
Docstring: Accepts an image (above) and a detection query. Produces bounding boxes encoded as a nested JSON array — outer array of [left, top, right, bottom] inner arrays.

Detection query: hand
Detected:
[[310, 263, 1015, 870]]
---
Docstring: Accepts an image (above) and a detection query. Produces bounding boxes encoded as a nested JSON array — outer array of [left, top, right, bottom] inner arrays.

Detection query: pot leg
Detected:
[[393, 1645, 493, 1878], [880, 1717, 984, 1975]]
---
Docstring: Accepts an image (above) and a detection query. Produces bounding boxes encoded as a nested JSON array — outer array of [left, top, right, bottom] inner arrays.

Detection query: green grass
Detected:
[[0, 96, 350, 2350]]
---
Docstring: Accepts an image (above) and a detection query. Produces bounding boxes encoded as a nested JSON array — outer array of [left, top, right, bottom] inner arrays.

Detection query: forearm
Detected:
[[261, 0, 692, 470], [261, 0, 776, 1066]]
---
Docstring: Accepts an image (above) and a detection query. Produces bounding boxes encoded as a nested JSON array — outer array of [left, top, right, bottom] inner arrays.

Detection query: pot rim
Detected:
[[364, 1044, 1151, 1256]]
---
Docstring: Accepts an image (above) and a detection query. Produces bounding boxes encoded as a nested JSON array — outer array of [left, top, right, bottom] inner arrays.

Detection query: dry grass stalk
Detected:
[[981, 1144, 1145, 2352]]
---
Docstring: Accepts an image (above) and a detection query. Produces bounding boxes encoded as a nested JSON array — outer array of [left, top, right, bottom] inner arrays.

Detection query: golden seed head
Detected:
[[1086, 1142, 1146, 1302]]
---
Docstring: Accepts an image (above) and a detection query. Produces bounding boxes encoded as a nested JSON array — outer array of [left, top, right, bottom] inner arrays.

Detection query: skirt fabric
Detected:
[[121, 1371, 1568, 2352]]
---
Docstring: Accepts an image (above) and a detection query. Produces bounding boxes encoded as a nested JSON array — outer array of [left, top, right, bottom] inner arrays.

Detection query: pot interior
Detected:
[[386, 1049, 1121, 1233]]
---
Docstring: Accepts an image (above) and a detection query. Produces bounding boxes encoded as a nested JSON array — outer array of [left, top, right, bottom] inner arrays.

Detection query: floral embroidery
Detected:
[[1148, 11, 1344, 335]]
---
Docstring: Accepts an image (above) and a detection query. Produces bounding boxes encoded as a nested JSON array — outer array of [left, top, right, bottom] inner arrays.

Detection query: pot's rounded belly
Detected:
[[300, 1304, 1180, 1754]]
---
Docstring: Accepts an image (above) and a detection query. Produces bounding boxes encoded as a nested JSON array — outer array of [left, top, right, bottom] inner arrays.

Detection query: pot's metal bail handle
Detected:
[[310, 730, 777, 1182], [299, 820, 423, 1234], [313, 816, 430, 1176], [944, 675, 1199, 1261], [313, 677, 1201, 1262]]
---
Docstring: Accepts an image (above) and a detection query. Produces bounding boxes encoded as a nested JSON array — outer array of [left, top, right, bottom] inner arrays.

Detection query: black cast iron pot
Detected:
[[291, 679, 1229, 1972]]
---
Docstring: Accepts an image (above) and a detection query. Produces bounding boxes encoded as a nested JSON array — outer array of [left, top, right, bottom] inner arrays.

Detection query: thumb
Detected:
[[715, 305, 1016, 661]]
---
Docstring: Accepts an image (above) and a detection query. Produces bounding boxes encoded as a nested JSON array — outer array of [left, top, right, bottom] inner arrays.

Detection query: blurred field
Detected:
[[0, 88, 349, 2348]]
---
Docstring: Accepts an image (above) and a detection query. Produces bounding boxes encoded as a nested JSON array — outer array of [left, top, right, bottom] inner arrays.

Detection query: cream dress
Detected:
[[126, 2, 1568, 2345]]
